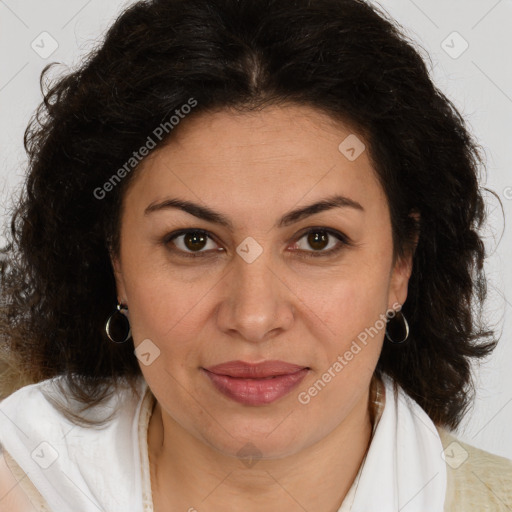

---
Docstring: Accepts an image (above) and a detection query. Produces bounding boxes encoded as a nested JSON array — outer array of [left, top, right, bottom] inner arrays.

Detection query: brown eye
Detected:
[[163, 227, 350, 260], [165, 229, 221, 257], [291, 228, 349, 258], [182, 231, 208, 251], [306, 231, 329, 251]]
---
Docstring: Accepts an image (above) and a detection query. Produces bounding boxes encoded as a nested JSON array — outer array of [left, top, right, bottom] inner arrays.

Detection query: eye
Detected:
[[163, 227, 351, 259], [290, 228, 350, 258], [164, 229, 222, 258]]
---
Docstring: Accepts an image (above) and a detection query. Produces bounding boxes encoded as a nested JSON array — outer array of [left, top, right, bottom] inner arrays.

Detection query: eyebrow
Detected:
[[144, 194, 364, 229]]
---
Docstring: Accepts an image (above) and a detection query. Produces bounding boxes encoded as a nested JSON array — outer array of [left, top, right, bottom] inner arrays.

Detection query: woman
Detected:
[[0, 0, 511, 510]]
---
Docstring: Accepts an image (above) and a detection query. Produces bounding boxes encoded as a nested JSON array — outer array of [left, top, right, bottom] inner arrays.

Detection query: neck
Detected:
[[147, 378, 379, 512]]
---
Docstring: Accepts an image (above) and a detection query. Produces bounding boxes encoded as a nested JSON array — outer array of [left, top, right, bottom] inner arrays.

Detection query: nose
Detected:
[[215, 248, 295, 344]]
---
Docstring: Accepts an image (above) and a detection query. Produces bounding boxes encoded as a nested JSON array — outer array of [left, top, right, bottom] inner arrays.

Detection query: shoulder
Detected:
[[0, 374, 147, 426], [437, 426, 512, 511], [0, 449, 41, 512], [0, 376, 148, 511], [0, 375, 148, 449]]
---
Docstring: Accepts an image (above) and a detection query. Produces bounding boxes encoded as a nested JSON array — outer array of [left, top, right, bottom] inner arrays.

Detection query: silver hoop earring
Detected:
[[105, 302, 131, 343], [385, 309, 410, 344]]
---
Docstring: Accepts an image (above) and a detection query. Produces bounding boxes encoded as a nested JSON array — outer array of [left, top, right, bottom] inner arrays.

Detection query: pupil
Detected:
[[185, 232, 207, 251], [308, 231, 328, 250]]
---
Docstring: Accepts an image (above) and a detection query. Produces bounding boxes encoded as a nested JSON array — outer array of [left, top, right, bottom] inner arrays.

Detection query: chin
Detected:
[[197, 420, 309, 461]]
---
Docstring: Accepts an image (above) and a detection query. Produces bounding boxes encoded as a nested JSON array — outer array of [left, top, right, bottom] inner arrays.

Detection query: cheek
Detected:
[[295, 275, 389, 415], [125, 273, 204, 347], [305, 259, 392, 345], [121, 268, 231, 391]]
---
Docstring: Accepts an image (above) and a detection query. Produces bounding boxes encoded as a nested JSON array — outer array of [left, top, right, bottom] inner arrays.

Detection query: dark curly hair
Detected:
[[0, 0, 501, 430]]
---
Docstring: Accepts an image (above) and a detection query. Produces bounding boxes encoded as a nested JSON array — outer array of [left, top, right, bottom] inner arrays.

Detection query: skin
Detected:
[[111, 104, 416, 512]]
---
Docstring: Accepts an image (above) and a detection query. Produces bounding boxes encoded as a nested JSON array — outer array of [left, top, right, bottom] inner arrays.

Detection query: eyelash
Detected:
[[162, 227, 351, 259]]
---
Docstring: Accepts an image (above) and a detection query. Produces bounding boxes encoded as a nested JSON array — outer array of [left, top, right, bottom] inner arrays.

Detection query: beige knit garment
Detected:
[[438, 428, 512, 511], [2, 377, 512, 511]]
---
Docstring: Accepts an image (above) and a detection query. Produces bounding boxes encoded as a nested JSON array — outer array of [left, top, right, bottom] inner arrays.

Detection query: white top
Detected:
[[0, 375, 153, 512], [0, 373, 446, 512]]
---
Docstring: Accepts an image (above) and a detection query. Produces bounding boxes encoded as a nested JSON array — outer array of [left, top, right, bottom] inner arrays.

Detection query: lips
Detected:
[[202, 360, 310, 405], [204, 360, 308, 378]]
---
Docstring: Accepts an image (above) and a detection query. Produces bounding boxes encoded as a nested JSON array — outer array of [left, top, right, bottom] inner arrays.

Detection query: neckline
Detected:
[[138, 383, 157, 511], [338, 373, 386, 510], [137, 374, 386, 512]]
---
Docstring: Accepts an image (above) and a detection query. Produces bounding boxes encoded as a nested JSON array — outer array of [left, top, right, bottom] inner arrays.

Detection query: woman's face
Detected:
[[112, 104, 414, 459]]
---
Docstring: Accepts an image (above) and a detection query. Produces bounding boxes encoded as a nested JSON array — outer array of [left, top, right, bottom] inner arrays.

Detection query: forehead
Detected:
[[123, 104, 386, 224]]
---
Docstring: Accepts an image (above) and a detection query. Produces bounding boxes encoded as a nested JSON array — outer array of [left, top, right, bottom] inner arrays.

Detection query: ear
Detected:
[[387, 211, 420, 310], [110, 249, 128, 305]]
